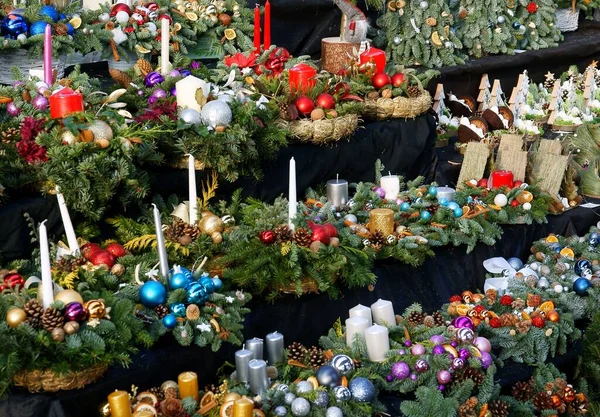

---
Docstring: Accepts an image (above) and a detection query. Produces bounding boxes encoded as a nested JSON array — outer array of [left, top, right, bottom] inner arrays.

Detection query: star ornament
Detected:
[[225, 296, 234, 303], [545, 71, 555, 82], [590, 60, 598, 69], [197, 322, 212, 332]]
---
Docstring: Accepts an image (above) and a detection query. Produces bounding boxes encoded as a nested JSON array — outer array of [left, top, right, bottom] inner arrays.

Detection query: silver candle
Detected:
[[326, 177, 349, 208], [265, 331, 284, 365], [152, 204, 170, 280], [246, 337, 264, 360], [248, 359, 269, 395], [436, 186, 455, 202], [234, 348, 253, 383]]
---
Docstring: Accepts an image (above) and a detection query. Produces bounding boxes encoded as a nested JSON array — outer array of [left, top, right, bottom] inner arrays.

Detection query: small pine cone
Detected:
[[407, 311, 425, 327], [42, 307, 64, 331], [278, 102, 290, 120], [432, 311, 444, 326], [425, 17, 437, 26], [164, 386, 179, 400], [407, 85, 421, 98], [499, 313, 518, 327], [1, 126, 20, 143], [185, 304, 200, 321], [26, 317, 43, 329], [488, 399, 509, 417], [423, 315, 435, 328], [371, 231, 386, 246], [155, 305, 169, 319], [136, 58, 153, 77], [54, 23, 68, 36], [149, 386, 165, 402], [307, 346, 325, 369], [512, 378, 534, 401], [293, 228, 312, 247], [287, 341, 307, 362], [161, 397, 185, 417], [274, 224, 294, 243], [24, 299, 43, 319], [533, 392, 554, 410], [109, 68, 133, 88], [453, 367, 485, 386], [204, 383, 217, 393], [457, 397, 478, 417]]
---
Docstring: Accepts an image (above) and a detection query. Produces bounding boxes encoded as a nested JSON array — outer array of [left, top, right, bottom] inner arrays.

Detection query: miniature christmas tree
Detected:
[[376, 0, 466, 68], [477, 74, 492, 111], [513, 0, 562, 50]]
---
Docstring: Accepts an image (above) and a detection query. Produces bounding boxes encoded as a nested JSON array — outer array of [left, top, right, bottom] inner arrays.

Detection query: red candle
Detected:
[[288, 63, 317, 94], [264, 0, 271, 49], [253, 4, 261, 52], [490, 170, 514, 189], [359, 47, 387, 73], [49, 88, 84, 119]]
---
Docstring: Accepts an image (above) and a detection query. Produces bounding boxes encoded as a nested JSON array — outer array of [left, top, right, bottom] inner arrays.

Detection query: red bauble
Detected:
[[4, 273, 24, 289], [295, 96, 315, 116], [489, 317, 501, 328], [110, 3, 132, 16], [531, 316, 545, 328], [477, 178, 488, 188], [500, 294, 513, 306], [157, 14, 172, 23], [322, 223, 338, 239], [310, 225, 331, 244], [145, 2, 159, 11], [89, 250, 116, 268], [81, 243, 101, 260], [260, 230, 275, 245], [510, 200, 519, 207], [513, 180, 523, 188], [105, 242, 127, 258], [315, 93, 336, 110], [391, 73, 405, 87], [371, 72, 392, 90]]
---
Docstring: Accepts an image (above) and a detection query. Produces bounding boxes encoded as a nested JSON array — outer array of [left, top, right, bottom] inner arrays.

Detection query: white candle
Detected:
[[188, 154, 198, 224], [371, 299, 396, 327], [288, 157, 297, 230], [349, 304, 372, 326], [345, 316, 369, 347], [152, 204, 170, 279], [380, 174, 400, 201], [175, 75, 211, 112], [436, 186, 455, 202], [160, 18, 170, 76], [39, 220, 54, 309], [364, 324, 389, 362], [234, 348, 253, 383], [55, 187, 79, 255], [246, 337, 264, 360], [265, 331, 284, 365]]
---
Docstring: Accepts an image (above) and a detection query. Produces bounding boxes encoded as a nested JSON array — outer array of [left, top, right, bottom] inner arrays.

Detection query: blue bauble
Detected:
[[65, 23, 74, 35], [29, 21, 48, 36], [400, 202, 410, 211], [574, 277, 591, 296], [212, 276, 223, 291], [589, 231, 600, 248], [169, 302, 186, 317], [438, 197, 449, 206], [316, 365, 340, 388], [186, 281, 207, 304], [447, 201, 460, 211], [274, 406, 288, 416], [139, 281, 167, 307], [575, 259, 593, 278], [512, 21, 520, 29], [331, 354, 354, 375], [507, 257, 524, 270], [40, 5, 59, 22], [179, 69, 191, 77], [198, 275, 215, 293], [2, 14, 29, 38], [420, 211, 431, 221], [333, 385, 351, 402], [453, 207, 463, 218], [312, 390, 329, 408], [162, 313, 177, 328], [548, 242, 562, 253], [348, 377, 376, 402], [467, 196, 473, 203], [428, 185, 437, 196], [59, 13, 66, 20], [169, 272, 191, 290]]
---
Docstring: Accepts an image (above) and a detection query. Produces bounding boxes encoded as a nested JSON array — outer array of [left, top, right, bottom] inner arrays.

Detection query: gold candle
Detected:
[[369, 208, 394, 236], [178, 371, 199, 402], [107, 390, 132, 417], [232, 398, 254, 417]]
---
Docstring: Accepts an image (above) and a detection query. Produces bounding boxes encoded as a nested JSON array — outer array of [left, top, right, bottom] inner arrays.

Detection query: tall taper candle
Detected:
[[263, 0, 271, 49], [371, 299, 396, 327], [253, 4, 260, 52], [349, 304, 372, 326], [160, 18, 170, 76], [235, 348, 253, 383], [188, 154, 198, 224], [248, 359, 268, 395], [288, 157, 297, 230], [266, 331, 284, 365], [107, 390, 132, 417], [152, 204, 170, 279], [345, 316, 369, 347], [43, 24, 52, 86], [246, 337, 264, 360], [55, 187, 79, 255], [178, 371, 199, 402], [364, 324, 389, 362], [39, 220, 54, 310]]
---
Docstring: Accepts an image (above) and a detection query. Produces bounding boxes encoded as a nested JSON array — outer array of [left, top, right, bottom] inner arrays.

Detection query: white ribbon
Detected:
[[482, 257, 538, 293], [24, 276, 63, 295]]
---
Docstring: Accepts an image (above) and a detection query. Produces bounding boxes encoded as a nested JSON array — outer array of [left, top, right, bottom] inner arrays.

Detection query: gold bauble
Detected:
[[223, 392, 241, 402], [52, 327, 66, 342], [55, 289, 84, 305], [211, 232, 223, 244], [160, 380, 178, 393], [84, 299, 107, 319], [64, 321, 80, 335], [87, 120, 114, 142], [199, 214, 224, 235], [6, 307, 26, 328], [60, 129, 78, 145]]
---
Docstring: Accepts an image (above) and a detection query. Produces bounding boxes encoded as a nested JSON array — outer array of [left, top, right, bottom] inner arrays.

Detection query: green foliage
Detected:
[[514, 0, 562, 50]]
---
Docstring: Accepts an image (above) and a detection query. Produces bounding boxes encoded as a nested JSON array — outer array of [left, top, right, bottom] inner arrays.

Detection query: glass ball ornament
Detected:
[[473, 336, 492, 353], [296, 380, 313, 393], [498, 15, 505, 23], [186, 281, 208, 304], [447, 201, 460, 211], [348, 377, 375, 402], [291, 398, 311, 416], [453, 207, 463, 218], [40, 5, 59, 22], [331, 354, 354, 375], [64, 302, 88, 322], [436, 370, 452, 384], [419, 0, 428, 8], [316, 365, 341, 388], [312, 390, 329, 408], [32, 95, 49, 110], [493, 193, 508, 207], [438, 197, 449, 206], [458, 348, 470, 360], [588, 231, 600, 248], [211, 276, 223, 291], [162, 313, 177, 328], [2, 14, 29, 39], [115, 10, 130, 24], [201, 100, 233, 128], [574, 277, 591, 296], [393, 36, 402, 45], [151, 88, 168, 100], [139, 280, 167, 307], [391, 361, 411, 379], [400, 202, 411, 211], [284, 392, 296, 405], [452, 316, 474, 330], [507, 257, 523, 270], [29, 21, 48, 36], [333, 385, 351, 401], [326, 407, 343, 417], [179, 108, 202, 125], [6, 307, 27, 328], [411, 343, 425, 355], [343, 214, 357, 224], [144, 71, 165, 87], [274, 406, 288, 416], [414, 359, 429, 373], [17, 33, 27, 43], [420, 210, 431, 221], [432, 345, 445, 355], [169, 302, 186, 317], [169, 272, 191, 290], [451, 357, 465, 370], [480, 351, 493, 369], [575, 259, 593, 278]]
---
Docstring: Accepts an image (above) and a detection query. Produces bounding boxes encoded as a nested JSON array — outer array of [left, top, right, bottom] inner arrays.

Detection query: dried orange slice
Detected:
[[136, 45, 152, 54], [431, 31, 443, 47], [307, 376, 319, 389], [185, 11, 198, 21], [560, 247, 574, 259], [69, 15, 82, 29], [539, 301, 555, 312], [201, 392, 215, 407], [224, 28, 236, 40], [545, 235, 559, 243], [341, 376, 348, 387], [443, 344, 458, 357], [521, 311, 530, 320], [220, 401, 235, 417]]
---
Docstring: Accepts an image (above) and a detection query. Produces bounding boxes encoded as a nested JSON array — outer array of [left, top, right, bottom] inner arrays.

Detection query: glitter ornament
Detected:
[[326, 407, 343, 417], [391, 361, 411, 379], [437, 370, 452, 384], [411, 344, 425, 355], [179, 108, 202, 125], [291, 397, 310, 416], [414, 359, 429, 373], [313, 390, 329, 408], [296, 381, 313, 393], [274, 406, 288, 416], [333, 385, 351, 401], [284, 393, 296, 405], [201, 100, 232, 128], [348, 377, 375, 402]]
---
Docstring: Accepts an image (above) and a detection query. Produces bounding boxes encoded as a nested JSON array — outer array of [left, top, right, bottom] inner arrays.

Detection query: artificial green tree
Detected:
[[513, 0, 562, 50]]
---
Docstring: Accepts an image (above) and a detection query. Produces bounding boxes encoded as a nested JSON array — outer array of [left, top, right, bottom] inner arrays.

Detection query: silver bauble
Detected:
[[457, 327, 474, 343], [507, 257, 523, 270], [316, 365, 341, 388], [393, 36, 402, 45], [17, 33, 27, 43], [343, 214, 357, 224], [326, 407, 344, 417], [277, 383, 290, 392], [348, 377, 376, 402], [88, 120, 113, 141], [296, 381, 313, 393], [498, 15, 505, 23], [538, 277, 550, 289], [419, 0, 428, 8], [274, 406, 288, 416], [313, 390, 329, 408], [331, 354, 354, 376], [333, 385, 351, 402], [284, 392, 296, 405], [201, 100, 232, 128], [180, 108, 202, 125], [291, 398, 311, 417]]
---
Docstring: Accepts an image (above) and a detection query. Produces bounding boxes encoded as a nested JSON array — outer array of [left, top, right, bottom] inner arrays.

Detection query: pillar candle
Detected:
[[248, 359, 268, 395], [349, 304, 372, 325], [39, 220, 54, 310], [380, 174, 400, 201], [49, 88, 84, 119], [263, 0, 271, 49], [265, 331, 284, 365], [288, 63, 317, 94], [188, 154, 198, 224], [178, 371, 199, 402], [369, 208, 395, 236], [359, 47, 386, 73], [370, 299, 396, 327], [235, 348, 253, 383], [233, 398, 254, 417], [152, 204, 170, 280], [107, 390, 132, 417], [55, 187, 79, 255], [160, 18, 170, 76], [175, 75, 211, 112], [490, 170, 514, 189], [246, 337, 264, 360], [364, 324, 389, 362], [43, 24, 52, 86], [253, 4, 260, 52], [326, 177, 348, 208], [288, 157, 297, 230], [345, 316, 369, 347], [436, 186, 455, 202]]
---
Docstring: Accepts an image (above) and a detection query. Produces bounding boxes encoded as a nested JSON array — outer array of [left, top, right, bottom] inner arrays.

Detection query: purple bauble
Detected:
[[6, 102, 20, 116], [398, 349, 406, 355], [438, 384, 445, 391], [391, 361, 411, 380], [137, 89, 145, 96], [179, 69, 191, 77], [459, 348, 470, 360], [32, 95, 49, 110], [452, 316, 474, 330], [473, 336, 492, 353], [170, 87, 177, 96], [148, 96, 158, 105], [386, 374, 393, 382], [404, 340, 412, 347], [373, 186, 385, 198], [480, 351, 493, 369], [410, 373, 418, 381], [169, 69, 181, 77], [37, 86, 48, 95], [411, 344, 425, 355], [64, 302, 87, 322], [395, 198, 403, 205], [430, 335, 445, 345], [451, 357, 465, 370], [151, 88, 167, 99], [414, 359, 429, 373], [13, 81, 24, 88], [432, 345, 445, 355], [144, 71, 165, 87], [436, 370, 452, 384]]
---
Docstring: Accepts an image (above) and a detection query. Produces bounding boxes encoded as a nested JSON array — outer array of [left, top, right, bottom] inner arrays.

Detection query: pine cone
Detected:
[[511, 378, 534, 401], [567, 394, 589, 415], [293, 228, 312, 247], [186, 304, 200, 321], [54, 23, 68, 36], [407, 85, 421, 98], [458, 397, 478, 417], [308, 346, 325, 369], [488, 399, 509, 417], [274, 224, 294, 243], [161, 398, 185, 417], [278, 102, 290, 120], [164, 219, 200, 245], [371, 231, 386, 246], [136, 58, 153, 77], [24, 299, 44, 329], [533, 392, 554, 410], [407, 311, 425, 327], [423, 315, 435, 328], [164, 386, 179, 400], [453, 367, 485, 386], [1, 126, 20, 143], [204, 383, 217, 393], [155, 305, 169, 319], [287, 341, 307, 362], [432, 311, 444, 326], [109, 68, 133, 88], [42, 307, 64, 331], [499, 313, 518, 327], [149, 386, 165, 402]]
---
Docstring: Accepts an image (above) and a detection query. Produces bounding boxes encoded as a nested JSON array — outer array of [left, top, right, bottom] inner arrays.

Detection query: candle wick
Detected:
[[389, 171, 391, 176], [336, 174, 339, 181]]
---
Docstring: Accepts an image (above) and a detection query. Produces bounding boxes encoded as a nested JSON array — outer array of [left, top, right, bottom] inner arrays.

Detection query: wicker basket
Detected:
[[0, 49, 65, 84], [280, 114, 360, 144], [13, 364, 107, 393], [555, 8, 580, 32], [363, 91, 432, 120]]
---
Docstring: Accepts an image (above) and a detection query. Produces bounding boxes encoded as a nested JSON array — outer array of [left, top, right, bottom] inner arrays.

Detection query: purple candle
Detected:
[[43, 24, 52, 85]]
